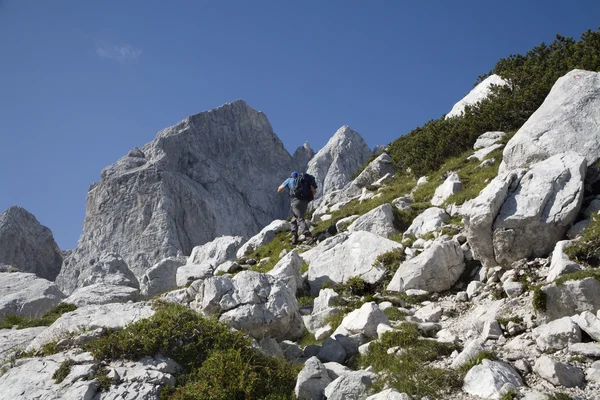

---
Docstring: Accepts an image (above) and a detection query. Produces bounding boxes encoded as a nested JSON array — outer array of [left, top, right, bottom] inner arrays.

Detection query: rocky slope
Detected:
[[1, 69, 600, 400]]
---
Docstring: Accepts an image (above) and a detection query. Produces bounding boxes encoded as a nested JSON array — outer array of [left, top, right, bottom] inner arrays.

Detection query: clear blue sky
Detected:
[[1, 1, 598, 250]]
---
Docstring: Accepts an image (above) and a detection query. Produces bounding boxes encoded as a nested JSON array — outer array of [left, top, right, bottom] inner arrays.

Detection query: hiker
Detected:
[[277, 172, 318, 245]]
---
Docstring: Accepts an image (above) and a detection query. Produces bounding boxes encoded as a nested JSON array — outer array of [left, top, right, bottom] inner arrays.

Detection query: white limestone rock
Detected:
[[295, 356, 332, 400], [140, 257, 186, 297], [73, 252, 139, 293], [236, 220, 290, 258], [324, 370, 378, 400], [403, 207, 449, 238], [0, 206, 63, 281], [468, 144, 504, 161], [268, 250, 304, 293], [324, 362, 354, 381], [569, 342, 600, 358], [532, 317, 582, 352], [586, 360, 600, 383], [463, 359, 523, 399], [352, 153, 397, 189], [474, 132, 507, 150], [366, 390, 412, 400], [304, 231, 402, 295], [175, 262, 214, 287], [0, 272, 65, 319], [533, 355, 584, 387], [482, 320, 503, 340], [446, 74, 508, 119], [451, 339, 485, 369], [464, 153, 586, 268], [335, 215, 360, 232], [317, 338, 346, 364], [541, 277, 600, 321], [0, 327, 45, 362], [547, 240, 583, 282], [62, 284, 139, 307], [571, 311, 600, 341], [566, 219, 591, 239], [414, 303, 443, 323], [334, 302, 390, 339], [189, 271, 303, 341], [387, 239, 465, 293], [188, 235, 243, 266], [26, 302, 154, 352], [431, 173, 462, 206], [503, 281, 524, 298], [346, 203, 399, 238], [501, 70, 600, 173]]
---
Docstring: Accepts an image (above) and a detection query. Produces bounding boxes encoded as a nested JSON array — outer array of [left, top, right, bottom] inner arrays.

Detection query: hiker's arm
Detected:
[[277, 185, 285, 193]]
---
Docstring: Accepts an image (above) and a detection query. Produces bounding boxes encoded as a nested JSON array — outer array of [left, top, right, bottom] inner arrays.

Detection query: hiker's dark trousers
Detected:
[[290, 198, 310, 236]]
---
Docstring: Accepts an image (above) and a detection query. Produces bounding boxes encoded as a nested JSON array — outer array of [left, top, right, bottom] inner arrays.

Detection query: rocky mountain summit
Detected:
[[1, 66, 600, 400]]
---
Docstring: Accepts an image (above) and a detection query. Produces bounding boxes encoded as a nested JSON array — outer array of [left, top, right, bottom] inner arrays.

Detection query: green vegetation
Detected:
[[533, 286, 547, 313], [375, 248, 405, 273], [500, 390, 518, 400], [245, 231, 296, 273], [554, 268, 600, 285], [549, 393, 573, 400], [52, 359, 75, 384], [86, 301, 299, 400], [91, 366, 112, 392], [383, 307, 406, 321], [457, 350, 497, 378], [565, 214, 600, 267], [0, 303, 77, 330], [497, 315, 523, 326], [297, 329, 322, 347], [387, 29, 600, 178], [360, 324, 460, 397]]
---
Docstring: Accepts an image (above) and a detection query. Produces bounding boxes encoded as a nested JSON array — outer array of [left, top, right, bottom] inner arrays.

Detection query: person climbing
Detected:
[[278, 171, 318, 245]]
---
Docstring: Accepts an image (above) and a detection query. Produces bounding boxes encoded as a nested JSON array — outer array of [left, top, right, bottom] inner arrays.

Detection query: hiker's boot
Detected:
[[304, 232, 316, 245], [291, 234, 299, 245]]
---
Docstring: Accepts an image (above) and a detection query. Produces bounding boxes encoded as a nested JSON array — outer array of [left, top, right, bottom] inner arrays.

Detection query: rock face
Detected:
[[465, 153, 585, 268], [292, 142, 316, 173], [403, 207, 449, 238], [346, 204, 399, 238], [295, 356, 331, 400], [0, 327, 46, 362], [501, 70, 600, 173], [0, 206, 63, 281], [140, 257, 186, 297], [0, 272, 66, 319], [431, 173, 462, 206], [541, 277, 600, 321], [307, 126, 372, 208], [59, 100, 296, 290], [63, 284, 139, 307], [446, 74, 508, 119]]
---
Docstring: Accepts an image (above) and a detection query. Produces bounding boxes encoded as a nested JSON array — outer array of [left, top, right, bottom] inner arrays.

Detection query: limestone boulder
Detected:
[[463, 359, 524, 399], [387, 239, 465, 293], [334, 302, 390, 339], [140, 257, 186, 297], [0, 206, 63, 281], [474, 132, 507, 150], [295, 356, 331, 400], [346, 204, 399, 238], [532, 317, 582, 352], [0, 272, 65, 319], [431, 173, 462, 206], [403, 207, 449, 238], [176, 263, 214, 287], [0, 327, 45, 362], [303, 232, 402, 295], [446, 74, 508, 119], [189, 271, 303, 341], [268, 250, 304, 293], [501, 70, 600, 173], [465, 153, 586, 268], [468, 144, 504, 161], [366, 389, 412, 400], [188, 235, 244, 266], [571, 311, 600, 341], [541, 277, 600, 321], [324, 370, 378, 400], [62, 284, 139, 307], [547, 241, 583, 282], [533, 355, 584, 387], [451, 339, 485, 369], [236, 220, 290, 258], [352, 153, 397, 189]]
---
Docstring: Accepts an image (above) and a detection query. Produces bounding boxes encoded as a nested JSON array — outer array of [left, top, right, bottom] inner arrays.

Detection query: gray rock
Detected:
[[586, 360, 600, 383], [501, 70, 600, 173], [541, 277, 600, 321], [463, 359, 524, 399], [346, 204, 399, 238], [292, 142, 316, 173], [188, 235, 244, 266], [451, 339, 485, 369], [59, 100, 296, 292], [307, 126, 372, 209], [482, 320, 503, 340], [295, 356, 331, 400], [465, 152, 585, 268], [0, 206, 63, 281], [547, 240, 583, 282], [584, 198, 600, 218], [414, 303, 443, 323], [532, 317, 582, 352], [317, 338, 346, 364], [387, 239, 465, 293], [568, 342, 600, 358], [467, 281, 484, 299], [566, 219, 591, 239], [268, 250, 304, 293], [446, 74, 508, 119], [403, 207, 449, 238], [468, 144, 504, 162], [304, 231, 402, 295], [571, 311, 600, 341], [352, 153, 397, 189], [236, 220, 290, 258], [175, 262, 214, 287], [503, 281, 524, 298], [0, 327, 45, 362], [366, 389, 412, 400], [0, 272, 65, 319], [280, 340, 303, 361], [140, 257, 185, 297], [474, 132, 507, 150], [335, 215, 360, 232], [533, 355, 584, 387], [431, 173, 462, 206], [27, 302, 154, 352], [324, 362, 353, 381], [324, 370, 378, 400], [62, 284, 139, 307], [334, 302, 389, 339]]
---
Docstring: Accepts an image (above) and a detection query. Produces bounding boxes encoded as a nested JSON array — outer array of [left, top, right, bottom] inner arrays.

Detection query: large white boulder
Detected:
[[140, 257, 186, 297], [189, 271, 303, 341], [446, 74, 508, 119], [324, 370, 378, 400], [541, 277, 600, 321], [403, 207, 449, 238], [346, 204, 399, 238], [547, 241, 583, 282], [501, 70, 600, 173], [188, 235, 244, 266], [366, 389, 412, 400], [533, 355, 584, 388], [352, 153, 397, 189], [76, 252, 139, 290], [303, 232, 402, 295], [532, 317, 582, 352], [334, 302, 390, 339], [571, 311, 600, 341], [474, 132, 507, 150], [463, 359, 524, 399], [431, 173, 462, 206], [465, 153, 586, 268], [295, 356, 332, 400], [268, 250, 304, 293], [62, 283, 139, 307], [236, 220, 290, 258], [26, 302, 154, 352], [176, 262, 214, 287], [0, 272, 65, 319], [303, 289, 342, 335], [387, 239, 465, 293]]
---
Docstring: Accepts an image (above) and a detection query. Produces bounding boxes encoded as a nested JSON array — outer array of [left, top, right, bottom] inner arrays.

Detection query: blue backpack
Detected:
[[293, 173, 316, 201]]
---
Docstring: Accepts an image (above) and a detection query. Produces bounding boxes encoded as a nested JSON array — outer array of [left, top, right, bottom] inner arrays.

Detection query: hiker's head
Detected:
[[290, 172, 299, 178]]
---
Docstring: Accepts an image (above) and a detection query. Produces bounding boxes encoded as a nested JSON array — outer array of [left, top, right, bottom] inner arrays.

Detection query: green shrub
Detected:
[[533, 286, 547, 313], [375, 248, 405, 273], [52, 359, 75, 384], [0, 303, 77, 330], [245, 232, 296, 273], [554, 269, 600, 285], [564, 214, 600, 267], [383, 307, 406, 321], [360, 324, 460, 397], [457, 350, 497, 377]]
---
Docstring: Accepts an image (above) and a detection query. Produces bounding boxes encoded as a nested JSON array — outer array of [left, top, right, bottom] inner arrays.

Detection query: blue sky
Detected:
[[1, 1, 599, 250]]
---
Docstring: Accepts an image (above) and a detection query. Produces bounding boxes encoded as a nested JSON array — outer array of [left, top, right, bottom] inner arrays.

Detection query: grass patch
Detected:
[[375, 248, 405, 274], [359, 324, 460, 397], [0, 303, 77, 330], [52, 359, 75, 384], [457, 350, 497, 378], [298, 329, 322, 348], [245, 232, 295, 273], [86, 301, 299, 400], [323, 312, 345, 332], [554, 269, 600, 285], [532, 286, 547, 313], [497, 315, 523, 326], [383, 307, 406, 321], [564, 214, 600, 267], [500, 389, 518, 400], [549, 394, 573, 400]]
